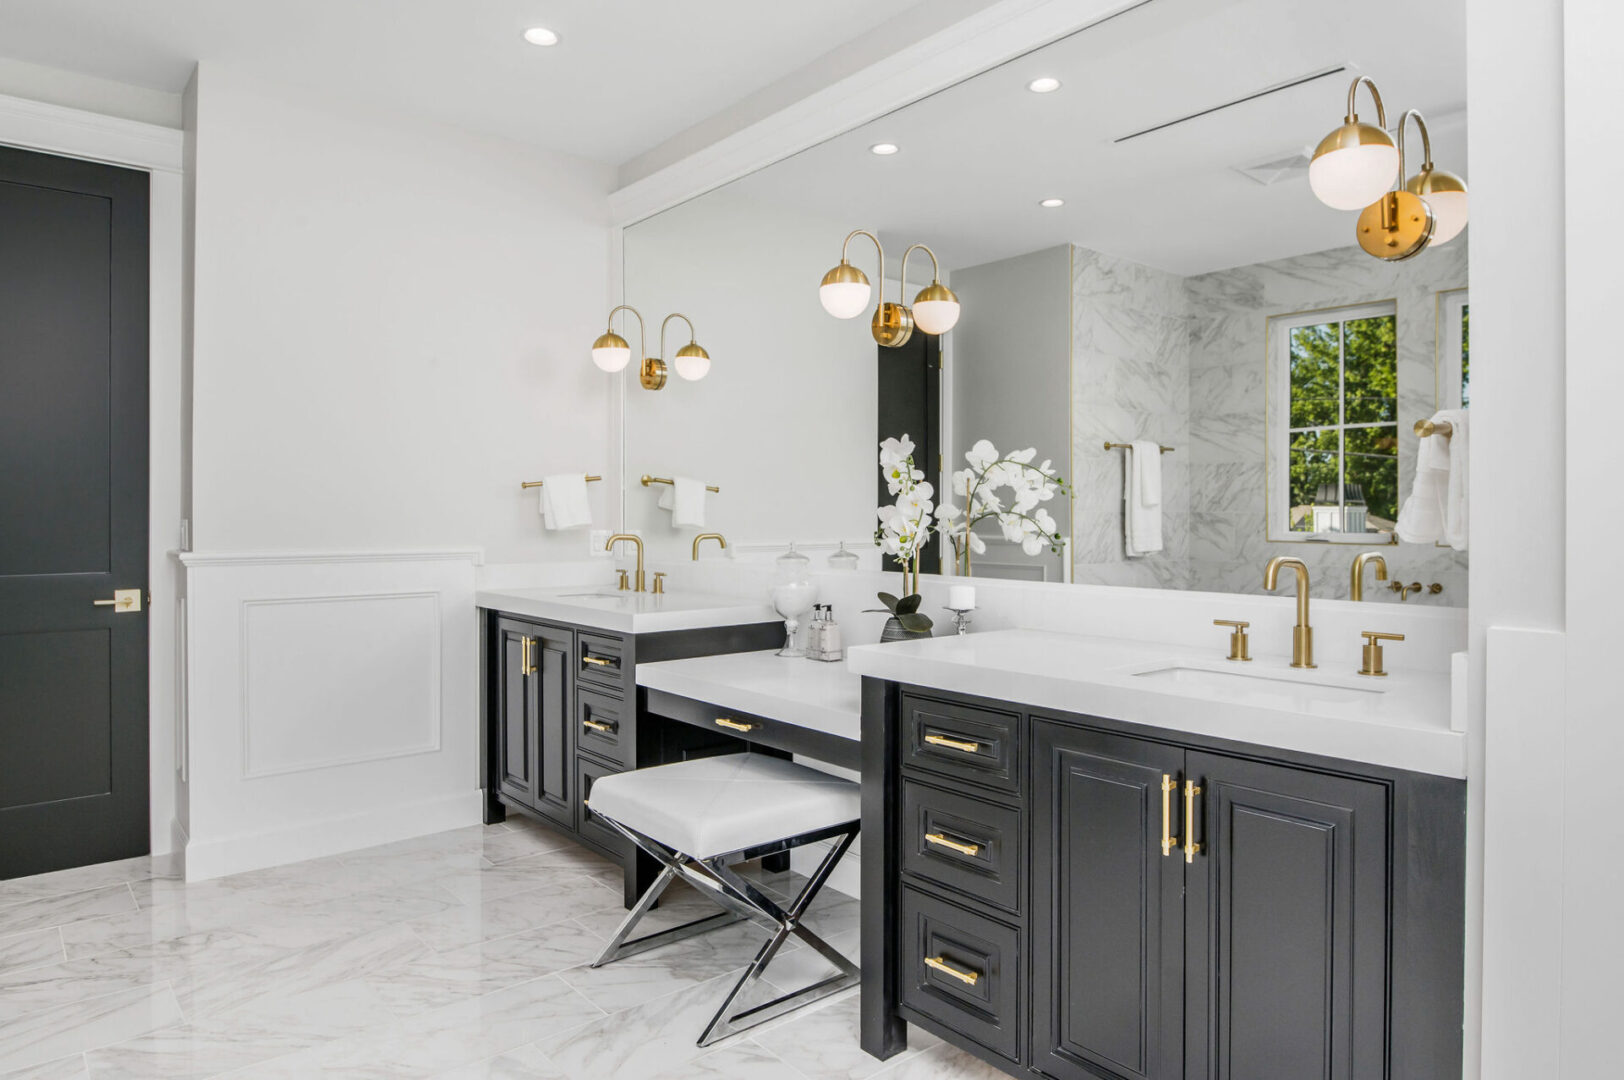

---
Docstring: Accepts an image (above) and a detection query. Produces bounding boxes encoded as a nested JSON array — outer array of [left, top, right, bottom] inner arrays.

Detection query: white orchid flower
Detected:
[[1009, 447, 1037, 465], [936, 501, 961, 523], [966, 439, 999, 471], [1021, 535, 1045, 557], [967, 530, 986, 555]]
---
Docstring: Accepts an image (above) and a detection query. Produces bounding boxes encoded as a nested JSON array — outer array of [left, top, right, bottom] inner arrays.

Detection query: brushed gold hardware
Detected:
[[582, 655, 615, 667], [1429, 583, 1444, 595], [92, 588, 142, 613], [638, 356, 668, 390], [1389, 580, 1424, 601], [1351, 551, 1388, 602], [924, 733, 980, 754], [692, 533, 727, 560], [640, 475, 720, 494], [1213, 619, 1252, 662], [925, 832, 981, 857], [652, 572, 666, 595], [1356, 109, 1436, 262], [1161, 775, 1176, 857], [1264, 556, 1315, 668], [820, 230, 911, 347], [715, 717, 755, 733], [520, 636, 530, 675], [520, 475, 601, 490], [1103, 441, 1175, 454], [605, 533, 646, 592], [617, 569, 630, 591], [1358, 630, 1406, 677], [582, 718, 615, 734], [593, 304, 711, 389], [1414, 417, 1454, 439], [924, 956, 980, 986], [1183, 780, 1201, 863]]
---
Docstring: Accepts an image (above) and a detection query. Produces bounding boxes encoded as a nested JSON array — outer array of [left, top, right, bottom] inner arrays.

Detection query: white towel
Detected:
[[540, 474, 591, 531], [656, 477, 708, 528], [1124, 441, 1163, 556], [1396, 410, 1468, 550]]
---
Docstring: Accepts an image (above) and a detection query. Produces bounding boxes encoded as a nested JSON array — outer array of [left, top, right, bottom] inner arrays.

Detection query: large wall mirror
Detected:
[[621, 0, 1468, 604]]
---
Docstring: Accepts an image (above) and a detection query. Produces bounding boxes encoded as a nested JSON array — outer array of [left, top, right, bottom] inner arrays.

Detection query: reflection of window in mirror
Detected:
[[1267, 302, 1399, 543], [1438, 288, 1470, 409]]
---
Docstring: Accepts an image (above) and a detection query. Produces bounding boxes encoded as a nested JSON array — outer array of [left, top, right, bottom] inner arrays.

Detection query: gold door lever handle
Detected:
[[92, 589, 142, 613], [925, 833, 981, 857], [924, 956, 981, 986]]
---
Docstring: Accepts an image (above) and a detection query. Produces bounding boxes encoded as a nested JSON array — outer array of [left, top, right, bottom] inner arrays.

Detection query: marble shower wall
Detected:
[[1071, 246, 1193, 588], [1182, 240, 1470, 603]]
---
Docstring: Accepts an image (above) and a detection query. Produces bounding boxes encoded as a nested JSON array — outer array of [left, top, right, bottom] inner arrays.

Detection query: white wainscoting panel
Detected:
[[179, 551, 482, 880]]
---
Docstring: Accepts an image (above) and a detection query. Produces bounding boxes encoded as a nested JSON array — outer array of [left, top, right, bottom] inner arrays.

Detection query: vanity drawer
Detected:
[[900, 886, 1021, 1064], [578, 632, 628, 694], [576, 755, 629, 856], [643, 688, 861, 771], [902, 695, 1021, 795], [577, 688, 634, 770], [902, 780, 1022, 916]]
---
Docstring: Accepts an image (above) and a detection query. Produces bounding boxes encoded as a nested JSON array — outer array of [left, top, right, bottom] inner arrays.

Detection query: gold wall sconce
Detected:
[[1309, 76, 1399, 211], [818, 229, 961, 347], [590, 305, 711, 390], [1356, 109, 1435, 262]]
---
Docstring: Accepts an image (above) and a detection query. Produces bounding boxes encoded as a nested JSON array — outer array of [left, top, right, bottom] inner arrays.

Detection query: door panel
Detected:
[[1185, 753, 1388, 1080], [531, 624, 574, 828], [0, 146, 149, 879], [495, 622, 536, 808], [1032, 721, 1185, 1080]]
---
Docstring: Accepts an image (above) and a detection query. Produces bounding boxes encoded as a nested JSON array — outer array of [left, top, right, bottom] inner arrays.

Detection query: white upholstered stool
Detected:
[[585, 753, 861, 1046]]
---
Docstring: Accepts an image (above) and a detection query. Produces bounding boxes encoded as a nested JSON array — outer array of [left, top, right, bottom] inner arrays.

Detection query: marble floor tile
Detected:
[[0, 858, 169, 909], [755, 993, 940, 1080], [541, 969, 755, 1080], [657, 1039, 805, 1079], [0, 886, 139, 938], [0, 1050, 87, 1079], [0, 928, 64, 976], [0, 983, 184, 1075], [869, 1040, 1015, 1080], [434, 1043, 566, 1079], [409, 872, 619, 952]]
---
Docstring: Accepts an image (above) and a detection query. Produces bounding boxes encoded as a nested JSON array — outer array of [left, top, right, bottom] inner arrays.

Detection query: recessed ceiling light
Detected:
[[869, 142, 899, 156], [1027, 77, 1061, 94], [1039, 198, 1065, 208], [523, 27, 560, 46]]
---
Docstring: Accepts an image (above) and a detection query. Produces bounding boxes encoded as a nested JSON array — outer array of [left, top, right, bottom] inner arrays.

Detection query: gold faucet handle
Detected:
[[652, 572, 666, 595], [1213, 619, 1251, 662], [616, 569, 630, 591], [1358, 630, 1405, 677]]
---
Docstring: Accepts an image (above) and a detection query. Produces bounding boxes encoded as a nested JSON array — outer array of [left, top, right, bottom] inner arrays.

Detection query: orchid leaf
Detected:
[[876, 591, 901, 613], [897, 612, 933, 632], [894, 594, 922, 615]]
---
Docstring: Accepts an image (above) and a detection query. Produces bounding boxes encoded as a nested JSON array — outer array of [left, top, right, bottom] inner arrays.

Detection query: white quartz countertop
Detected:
[[477, 586, 777, 634], [636, 650, 862, 743], [846, 628, 1464, 778]]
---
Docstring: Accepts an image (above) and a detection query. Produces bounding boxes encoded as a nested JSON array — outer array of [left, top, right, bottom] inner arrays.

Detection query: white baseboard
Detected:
[[183, 789, 483, 881]]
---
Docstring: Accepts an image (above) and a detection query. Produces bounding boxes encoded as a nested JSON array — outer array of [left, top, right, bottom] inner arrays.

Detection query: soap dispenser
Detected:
[[808, 604, 844, 663]]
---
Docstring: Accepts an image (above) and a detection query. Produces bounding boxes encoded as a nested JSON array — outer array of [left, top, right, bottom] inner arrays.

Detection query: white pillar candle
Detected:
[[948, 585, 976, 611]]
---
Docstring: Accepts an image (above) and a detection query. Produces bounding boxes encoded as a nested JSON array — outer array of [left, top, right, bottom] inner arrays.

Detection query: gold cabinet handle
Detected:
[[924, 956, 981, 986], [581, 655, 615, 667], [715, 717, 755, 733], [1161, 775, 1176, 857], [92, 589, 142, 613], [582, 719, 614, 734], [1184, 779, 1202, 863], [924, 733, 980, 754], [520, 636, 531, 675], [925, 832, 981, 857]]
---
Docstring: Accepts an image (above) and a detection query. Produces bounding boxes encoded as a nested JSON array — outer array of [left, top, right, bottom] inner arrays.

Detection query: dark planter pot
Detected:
[[880, 616, 933, 643]]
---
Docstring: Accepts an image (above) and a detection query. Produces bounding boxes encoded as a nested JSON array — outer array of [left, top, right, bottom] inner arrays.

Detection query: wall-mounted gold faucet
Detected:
[[605, 534, 646, 592], [1390, 580, 1424, 601], [1264, 556, 1315, 668], [692, 533, 727, 560], [1350, 551, 1388, 602]]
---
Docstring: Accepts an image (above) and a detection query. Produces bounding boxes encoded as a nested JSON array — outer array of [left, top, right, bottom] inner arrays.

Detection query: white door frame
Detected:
[[0, 91, 188, 861]]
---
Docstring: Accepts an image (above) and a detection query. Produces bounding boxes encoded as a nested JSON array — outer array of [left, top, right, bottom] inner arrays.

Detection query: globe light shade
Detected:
[[911, 281, 961, 335], [1308, 120, 1400, 211], [819, 260, 872, 319], [591, 330, 632, 373], [1406, 167, 1469, 245], [673, 341, 711, 381]]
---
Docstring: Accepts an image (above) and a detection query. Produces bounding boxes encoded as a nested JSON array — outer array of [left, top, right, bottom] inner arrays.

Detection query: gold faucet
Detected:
[[692, 532, 727, 560], [1264, 555, 1315, 668], [1350, 551, 1388, 602], [605, 534, 646, 592]]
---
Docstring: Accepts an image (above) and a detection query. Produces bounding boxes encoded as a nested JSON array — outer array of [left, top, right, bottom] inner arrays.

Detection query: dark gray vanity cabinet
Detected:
[[862, 683, 1466, 1080], [494, 618, 574, 831]]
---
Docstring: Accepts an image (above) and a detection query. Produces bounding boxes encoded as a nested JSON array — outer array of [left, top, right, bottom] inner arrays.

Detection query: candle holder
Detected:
[[943, 606, 974, 636]]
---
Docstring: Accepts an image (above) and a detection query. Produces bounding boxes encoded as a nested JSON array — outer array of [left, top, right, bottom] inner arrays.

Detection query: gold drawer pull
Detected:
[[582, 719, 615, 734], [924, 733, 981, 754], [715, 717, 755, 733], [925, 956, 981, 986], [1184, 779, 1202, 863], [1160, 775, 1176, 858], [925, 833, 980, 857], [582, 655, 615, 667]]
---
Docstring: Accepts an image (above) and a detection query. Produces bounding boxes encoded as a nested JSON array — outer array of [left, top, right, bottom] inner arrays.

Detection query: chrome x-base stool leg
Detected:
[[590, 815, 861, 1047]]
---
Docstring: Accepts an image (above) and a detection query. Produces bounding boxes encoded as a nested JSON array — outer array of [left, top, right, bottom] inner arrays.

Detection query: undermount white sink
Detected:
[[1133, 664, 1383, 705]]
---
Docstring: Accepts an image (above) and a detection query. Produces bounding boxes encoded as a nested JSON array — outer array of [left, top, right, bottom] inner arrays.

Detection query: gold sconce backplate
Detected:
[[1356, 190, 1434, 261], [872, 301, 914, 348], [639, 356, 668, 390]]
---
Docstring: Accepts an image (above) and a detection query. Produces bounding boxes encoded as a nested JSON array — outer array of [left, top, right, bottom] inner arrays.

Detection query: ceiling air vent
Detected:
[[1233, 148, 1314, 187], [1112, 64, 1348, 144]]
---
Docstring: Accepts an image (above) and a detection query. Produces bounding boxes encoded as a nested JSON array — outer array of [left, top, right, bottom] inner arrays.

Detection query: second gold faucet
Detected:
[[606, 534, 645, 592]]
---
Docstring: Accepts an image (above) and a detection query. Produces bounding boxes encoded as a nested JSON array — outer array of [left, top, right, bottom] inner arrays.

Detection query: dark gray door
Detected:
[[531, 623, 574, 829], [1184, 752, 1389, 1080], [0, 145, 150, 879], [495, 619, 538, 809], [1031, 720, 1185, 1080]]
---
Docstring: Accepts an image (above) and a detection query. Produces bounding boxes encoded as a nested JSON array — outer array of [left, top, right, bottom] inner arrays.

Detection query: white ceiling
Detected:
[[706, 0, 1469, 276], [0, 0, 972, 164]]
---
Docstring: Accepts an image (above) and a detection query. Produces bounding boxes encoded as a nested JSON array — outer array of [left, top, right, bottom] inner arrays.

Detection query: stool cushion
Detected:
[[587, 753, 859, 859]]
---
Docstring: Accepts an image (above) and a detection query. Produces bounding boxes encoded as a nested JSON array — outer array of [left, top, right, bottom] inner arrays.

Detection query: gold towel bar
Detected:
[[521, 474, 602, 489], [1104, 441, 1174, 453], [641, 474, 720, 493], [1414, 418, 1454, 438]]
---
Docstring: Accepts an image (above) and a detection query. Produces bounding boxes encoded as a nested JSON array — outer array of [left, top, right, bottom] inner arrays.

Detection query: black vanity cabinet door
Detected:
[[530, 623, 576, 830], [1183, 752, 1388, 1080], [1031, 721, 1186, 1080], [495, 620, 539, 809]]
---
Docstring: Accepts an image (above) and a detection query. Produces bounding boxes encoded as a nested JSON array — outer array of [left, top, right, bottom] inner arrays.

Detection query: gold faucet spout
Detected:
[[1264, 555, 1315, 668], [1350, 551, 1388, 602], [605, 534, 646, 592], [692, 533, 727, 560]]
